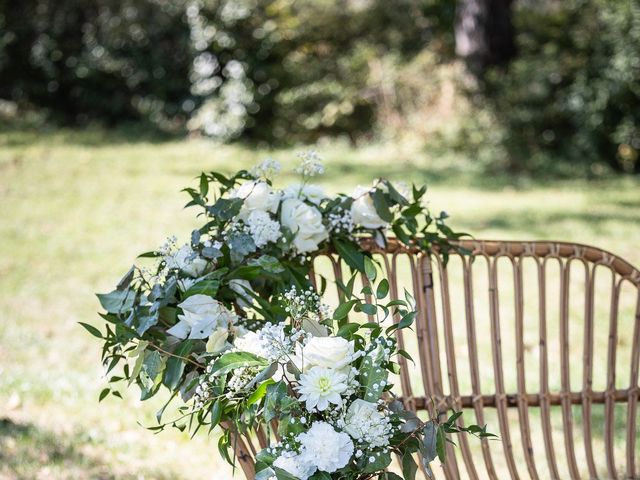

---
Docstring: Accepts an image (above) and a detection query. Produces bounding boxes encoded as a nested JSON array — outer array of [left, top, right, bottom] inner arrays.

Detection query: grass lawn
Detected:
[[0, 127, 639, 479]]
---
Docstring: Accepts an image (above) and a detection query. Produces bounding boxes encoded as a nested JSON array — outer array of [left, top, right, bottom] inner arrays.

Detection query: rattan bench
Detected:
[[227, 239, 640, 480]]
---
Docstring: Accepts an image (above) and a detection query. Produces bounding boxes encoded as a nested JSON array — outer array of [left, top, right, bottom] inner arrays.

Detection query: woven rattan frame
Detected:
[[225, 239, 640, 480]]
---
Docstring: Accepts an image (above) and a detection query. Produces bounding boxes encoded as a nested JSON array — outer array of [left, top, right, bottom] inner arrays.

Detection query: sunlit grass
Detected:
[[0, 127, 638, 479]]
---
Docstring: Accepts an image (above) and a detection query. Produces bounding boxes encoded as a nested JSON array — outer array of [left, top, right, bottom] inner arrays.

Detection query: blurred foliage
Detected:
[[474, 0, 640, 174], [0, 0, 638, 174]]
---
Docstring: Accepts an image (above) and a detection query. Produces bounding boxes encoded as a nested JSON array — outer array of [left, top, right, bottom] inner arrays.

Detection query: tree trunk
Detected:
[[454, 0, 516, 77]]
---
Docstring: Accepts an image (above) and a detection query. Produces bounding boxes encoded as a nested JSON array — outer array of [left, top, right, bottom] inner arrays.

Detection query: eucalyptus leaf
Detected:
[[97, 289, 135, 314]]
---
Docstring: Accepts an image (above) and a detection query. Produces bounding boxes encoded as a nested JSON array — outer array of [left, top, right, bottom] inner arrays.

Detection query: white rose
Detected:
[[298, 422, 354, 473], [233, 331, 265, 358], [280, 198, 329, 254], [296, 336, 355, 373], [166, 245, 208, 278], [167, 294, 235, 340], [231, 180, 280, 219], [283, 183, 327, 205], [350, 186, 388, 229], [228, 279, 255, 309]]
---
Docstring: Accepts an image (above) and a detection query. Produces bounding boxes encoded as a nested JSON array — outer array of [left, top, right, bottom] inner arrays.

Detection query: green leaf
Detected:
[[376, 279, 389, 299], [183, 278, 220, 299], [79, 322, 103, 338], [364, 256, 377, 281], [371, 188, 393, 222], [199, 173, 209, 197], [360, 303, 377, 315], [309, 472, 332, 480], [402, 451, 418, 480], [209, 351, 269, 377], [333, 239, 365, 272], [98, 387, 110, 402], [247, 379, 275, 406], [336, 323, 360, 339], [209, 399, 222, 429], [436, 424, 447, 462], [398, 311, 417, 329], [360, 450, 391, 473], [273, 467, 299, 480], [96, 289, 135, 314], [163, 341, 192, 390], [333, 299, 357, 320]]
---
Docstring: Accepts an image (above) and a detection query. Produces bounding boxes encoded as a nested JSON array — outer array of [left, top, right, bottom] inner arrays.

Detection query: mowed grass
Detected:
[[0, 127, 639, 479]]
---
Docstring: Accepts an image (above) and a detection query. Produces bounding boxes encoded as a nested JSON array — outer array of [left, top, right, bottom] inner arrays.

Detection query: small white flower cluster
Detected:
[[245, 210, 281, 248], [226, 365, 261, 397], [295, 150, 324, 178], [251, 158, 281, 180], [158, 235, 179, 256], [235, 322, 303, 364], [281, 286, 330, 322], [327, 207, 354, 235], [338, 399, 393, 449]]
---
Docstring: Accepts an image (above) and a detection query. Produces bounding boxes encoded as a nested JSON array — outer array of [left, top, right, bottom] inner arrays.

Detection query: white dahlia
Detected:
[[296, 366, 348, 411]]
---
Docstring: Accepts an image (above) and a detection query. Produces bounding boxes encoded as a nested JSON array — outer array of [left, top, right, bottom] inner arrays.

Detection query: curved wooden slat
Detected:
[[225, 239, 640, 480]]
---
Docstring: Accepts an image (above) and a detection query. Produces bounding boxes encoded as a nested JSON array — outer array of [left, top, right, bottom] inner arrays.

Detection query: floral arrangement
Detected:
[[86, 152, 492, 480]]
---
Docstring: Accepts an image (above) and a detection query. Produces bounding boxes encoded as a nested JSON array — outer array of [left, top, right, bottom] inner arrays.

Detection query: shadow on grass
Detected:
[[0, 417, 182, 480]]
